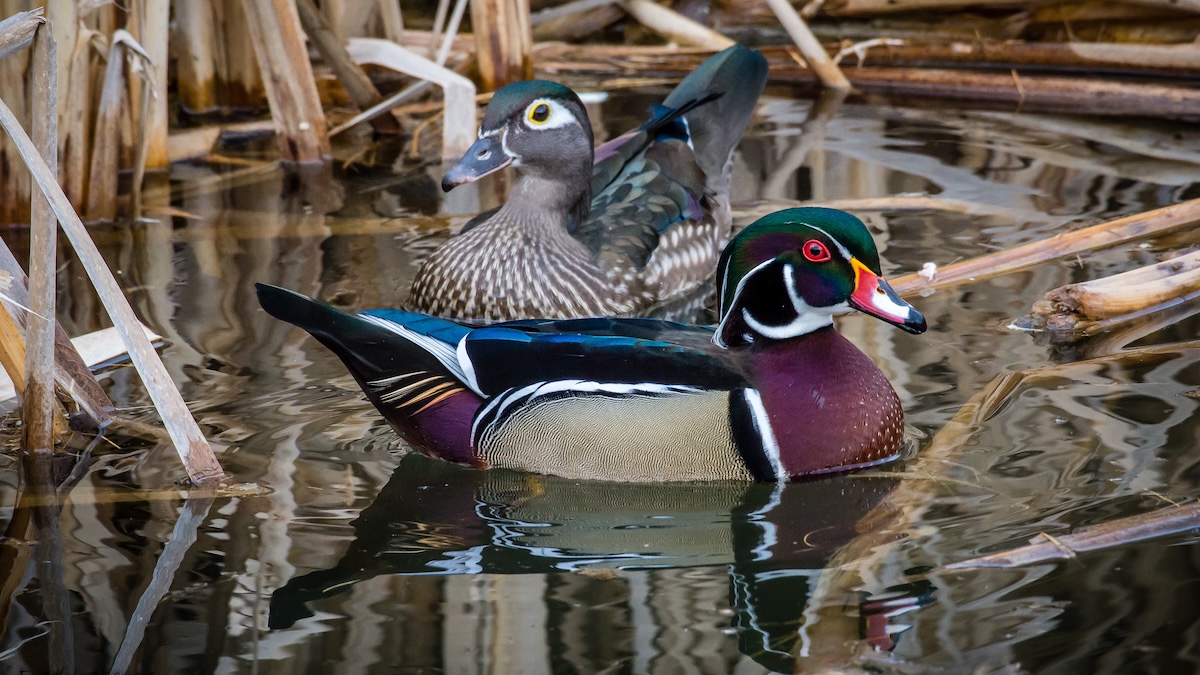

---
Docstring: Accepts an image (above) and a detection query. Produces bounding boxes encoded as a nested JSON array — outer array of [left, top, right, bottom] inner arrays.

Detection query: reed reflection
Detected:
[[268, 455, 904, 671]]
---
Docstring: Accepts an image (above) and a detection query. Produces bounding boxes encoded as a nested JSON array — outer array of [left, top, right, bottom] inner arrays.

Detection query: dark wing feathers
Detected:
[[578, 139, 709, 270], [462, 320, 744, 396]]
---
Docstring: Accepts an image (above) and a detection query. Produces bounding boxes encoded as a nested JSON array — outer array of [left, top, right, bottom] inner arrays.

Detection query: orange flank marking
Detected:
[[403, 381, 458, 409], [412, 386, 466, 415]]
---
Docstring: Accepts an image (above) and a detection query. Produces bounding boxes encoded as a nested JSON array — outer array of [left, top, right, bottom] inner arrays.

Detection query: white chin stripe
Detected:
[[742, 308, 833, 340]]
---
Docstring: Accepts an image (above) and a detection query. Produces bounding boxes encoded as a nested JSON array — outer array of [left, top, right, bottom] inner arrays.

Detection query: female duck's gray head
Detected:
[[442, 80, 595, 194]]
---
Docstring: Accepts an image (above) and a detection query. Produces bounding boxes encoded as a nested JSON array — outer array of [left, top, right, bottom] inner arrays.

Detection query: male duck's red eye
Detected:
[[802, 239, 831, 262]]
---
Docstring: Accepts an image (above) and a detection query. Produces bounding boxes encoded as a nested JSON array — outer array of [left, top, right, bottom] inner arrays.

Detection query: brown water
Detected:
[[2, 90, 1200, 674]]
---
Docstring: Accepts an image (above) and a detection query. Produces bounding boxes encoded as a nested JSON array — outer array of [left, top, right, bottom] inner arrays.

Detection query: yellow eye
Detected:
[[528, 103, 551, 125]]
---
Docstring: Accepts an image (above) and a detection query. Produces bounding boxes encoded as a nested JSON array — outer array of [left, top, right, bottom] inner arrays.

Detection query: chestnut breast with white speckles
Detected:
[[746, 326, 905, 477]]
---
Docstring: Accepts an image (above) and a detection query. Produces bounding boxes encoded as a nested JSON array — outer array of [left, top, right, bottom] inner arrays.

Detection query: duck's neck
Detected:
[[744, 327, 905, 478], [501, 165, 591, 227]]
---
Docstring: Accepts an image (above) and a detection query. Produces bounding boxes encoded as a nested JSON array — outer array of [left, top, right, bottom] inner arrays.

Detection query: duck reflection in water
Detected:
[[269, 454, 933, 671]]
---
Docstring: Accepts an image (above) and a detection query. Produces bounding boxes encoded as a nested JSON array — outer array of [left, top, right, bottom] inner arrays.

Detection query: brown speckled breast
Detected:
[[408, 211, 636, 321]]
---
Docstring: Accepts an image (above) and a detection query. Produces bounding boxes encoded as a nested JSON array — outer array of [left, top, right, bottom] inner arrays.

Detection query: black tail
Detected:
[[662, 44, 768, 181], [255, 284, 456, 402]]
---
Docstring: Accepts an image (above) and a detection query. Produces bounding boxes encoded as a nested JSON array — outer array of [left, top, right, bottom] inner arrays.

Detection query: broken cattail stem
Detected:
[[942, 502, 1200, 570], [84, 34, 127, 222], [110, 497, 216, 673], [241, 0, 331, 163], [0, 240, 114, 428], [0, 8, 41, 61], [140, 0, 170, 169], [470, 0, 534, 91], [0, 93, 224, 485], [25, 21, 57, 454], [429, 0, 451, 59], [1052, 251, 1200, 320], [174, 1, 217, 113], [378, 0, 405, 42], [766, 0, 849, 90], [822, 0, 1062, 15], [892, 198, 1200, 296], [0, 305, 26, 396], [619, 0, 733, 49], [295, 0, 400, 133], [1028, 250, 1200, 335]]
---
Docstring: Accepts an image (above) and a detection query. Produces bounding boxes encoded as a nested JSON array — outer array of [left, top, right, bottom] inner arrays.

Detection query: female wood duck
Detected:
[[258, 207, 926, 482], [409, 44, 768, 321]]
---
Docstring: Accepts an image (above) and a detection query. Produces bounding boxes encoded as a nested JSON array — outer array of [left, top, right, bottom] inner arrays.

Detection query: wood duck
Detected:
[[258, 207, 927, 482], [409, 44, 768, 321]]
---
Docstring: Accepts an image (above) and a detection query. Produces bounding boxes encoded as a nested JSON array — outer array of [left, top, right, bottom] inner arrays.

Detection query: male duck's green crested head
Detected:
[[714, 207, 926, 348], [442, 80, 595, 197]]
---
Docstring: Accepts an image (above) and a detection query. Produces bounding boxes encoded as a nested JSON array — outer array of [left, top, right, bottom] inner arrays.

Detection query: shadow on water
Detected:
[[2, 88, 1200, 673]]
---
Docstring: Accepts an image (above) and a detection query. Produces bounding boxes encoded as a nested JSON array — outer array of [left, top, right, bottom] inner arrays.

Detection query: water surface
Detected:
[[2, 90, 1200, 673]]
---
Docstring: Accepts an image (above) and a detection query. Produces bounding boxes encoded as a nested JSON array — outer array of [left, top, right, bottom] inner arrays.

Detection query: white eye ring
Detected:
[[522, 98, 576, 130]]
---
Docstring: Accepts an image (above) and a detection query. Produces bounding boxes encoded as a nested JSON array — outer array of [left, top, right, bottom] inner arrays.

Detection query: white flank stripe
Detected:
[[358, 313, 468, 383], [743, 389, 784, 481], [456, 337, 483, 395]]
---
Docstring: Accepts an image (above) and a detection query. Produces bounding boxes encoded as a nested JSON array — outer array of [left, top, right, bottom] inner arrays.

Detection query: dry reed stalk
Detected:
[[0, 241, 114, 428], [470, 0, 534, 91], [346, 38, 476, 160], [942, 501, 1200, 569], [533, 43, 1200, 116], [0, 7, 39, 60], [891, 198, 1200, 296], [25, 20, 57, 454], [174, 0, 217, 114], [822, 0, 1080, 15], [429, 0, 451, 58], [377, 0, 404, 42], [134, 0, 169, 169], [166, 119, 276, 162], [1049, 300, 1200, 359], [1029, 250, 1200, 330], [59, 17, 92, 208], [214, 0, 266, 110], [295, 0, 400, 134], [110, 497, 216, 673], [0, 5, 33, 226], [1030, 1, 1190, 22], [829, 67, 1200, 117], [619, 0, 733, 49], [321, 0, 345, 39], [0, 94, 224, 485], [766, 0, 849, 89], [241, 0, 331, 163], [838, 40, 1200, 75], [0, 303, 27, 395], [84, 31, 130, 221], [532, 1, 623, 42], [339, 0, 375, 38]]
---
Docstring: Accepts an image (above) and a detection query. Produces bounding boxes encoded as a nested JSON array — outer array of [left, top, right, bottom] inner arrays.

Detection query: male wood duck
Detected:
[[258, 207, 926, 482], [408, 44, 768, 321]]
